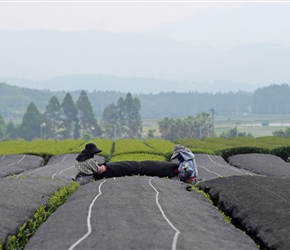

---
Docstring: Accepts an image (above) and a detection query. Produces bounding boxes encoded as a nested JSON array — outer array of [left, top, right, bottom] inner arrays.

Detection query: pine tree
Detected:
[[101, 103, 118, 139], [76, 90, 102, 137], [124, 93, 142, 138], [19, 102, 44, 140], [43, 96, 61, 139], [0, 114, 5, 139], [101, 92, 142, 139], [60, 93, 80, 139], [5, 120, 18, 140]]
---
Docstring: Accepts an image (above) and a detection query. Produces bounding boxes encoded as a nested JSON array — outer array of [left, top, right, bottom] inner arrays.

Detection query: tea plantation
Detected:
[[1, 137, 290, 249]]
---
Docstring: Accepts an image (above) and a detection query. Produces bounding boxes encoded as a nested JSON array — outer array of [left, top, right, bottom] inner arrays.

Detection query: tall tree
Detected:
[[43, 95, 61, 139], [19, 102, 44, 140], [60, 93, 80, 139], [5, 120, 18, 140], [101, 103, 118, 139], [158, 117, 174, 140], [0, 114, 5, 139], [158, 113, 213, 140], [76, 90, 101, 137], [123, 93, 142, 138], [101, 93, 142, 139], [272, 127, 290, 137], [116, 97, 126, 137]]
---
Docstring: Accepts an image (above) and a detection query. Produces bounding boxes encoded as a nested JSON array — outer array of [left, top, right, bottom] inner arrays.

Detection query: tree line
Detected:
[[0, 90, 219, 141], [0, 91, 143, 141], [1, 83, 290, 122], [1, 83, 290, 141], [1, 88, 290, 141]]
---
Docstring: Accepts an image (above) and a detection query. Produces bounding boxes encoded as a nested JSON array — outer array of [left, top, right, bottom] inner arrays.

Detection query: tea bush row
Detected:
[[0, 181, 80, 250], [1, 137, 290, 162]]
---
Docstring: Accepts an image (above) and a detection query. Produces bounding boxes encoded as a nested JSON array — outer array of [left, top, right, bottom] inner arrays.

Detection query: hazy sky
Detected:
[[1, 1, 288, 33]]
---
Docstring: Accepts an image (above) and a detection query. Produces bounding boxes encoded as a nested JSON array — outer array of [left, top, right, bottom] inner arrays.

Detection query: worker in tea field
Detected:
[[73, 143, 107, 185], [171, 144, 198, 185]]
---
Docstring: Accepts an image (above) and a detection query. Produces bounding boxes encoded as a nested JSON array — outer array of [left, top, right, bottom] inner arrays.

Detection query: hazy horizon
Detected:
[[0, 2, 247, 33], [0, 1, 289, 93]]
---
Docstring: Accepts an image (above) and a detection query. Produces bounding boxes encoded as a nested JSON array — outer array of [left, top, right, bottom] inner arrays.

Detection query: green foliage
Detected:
[[158, 113, 212, 140], [272, 127, 290, 137], [111, 153, 166, 162], [176, 138, 229, 152], [252, 83, 290, 115], [43, 95, 61, 139], [76, 90, 102, 137], [1, 137, 290, 163], [0, 114, 5, 139], [191, 185, 230, 222], [147, 129, 156, 138], [3, 83, 290, 127], [219, 127, 254, 139], [101, 92, 142, 139], [218, 147, 270, 160], [48, 182, 79, 212], [6, 182, 79, 250], [19, 102, 44, 141], [101, 103, 118, 138], [114, 139, 154, 155], [145, 138, 176, 154], [254, 136, 290, 149], [60, 93, 80, 139], [123, 93, 142, 138], [270, 146, 290, 162], [0, 139, 85, 155], [82, 133, 94, 141], [4, 120, 18, 140]]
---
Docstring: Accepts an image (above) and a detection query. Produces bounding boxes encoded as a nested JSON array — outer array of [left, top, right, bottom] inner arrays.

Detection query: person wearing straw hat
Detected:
[[74, 143, 107, 185], [171, 144, 198, 185]]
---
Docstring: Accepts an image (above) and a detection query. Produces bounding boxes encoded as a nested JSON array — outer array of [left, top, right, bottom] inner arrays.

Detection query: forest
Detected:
[[1, 83, 290, 141], [1, 83, 290, 121]]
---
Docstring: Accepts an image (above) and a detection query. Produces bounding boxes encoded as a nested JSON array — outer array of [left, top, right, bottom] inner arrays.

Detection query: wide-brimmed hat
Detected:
[[84, 143, 102, 155], [171, 144, 185, 160]]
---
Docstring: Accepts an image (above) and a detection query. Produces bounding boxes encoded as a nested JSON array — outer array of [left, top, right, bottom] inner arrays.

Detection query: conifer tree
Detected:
[[123, 93, 142, 138], [43, 95, 61, 139], [101, 92, 142, 139], [5, 120, 18, 140], [19, 102, 44, 140], [60, 93, 80, 139], [76, 90, 101, 137], [0, 114, 5, 139], [101, 103, 118, 139]]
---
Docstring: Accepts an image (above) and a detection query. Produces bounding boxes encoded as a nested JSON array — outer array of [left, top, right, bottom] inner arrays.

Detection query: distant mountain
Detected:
[[141, 3, 290, 49], [0, 74, 263, 94], [0, 3, 290, 94]]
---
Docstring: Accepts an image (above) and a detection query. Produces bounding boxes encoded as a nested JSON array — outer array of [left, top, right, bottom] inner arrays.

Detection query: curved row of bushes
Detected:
[[0, 182, 80, 250], [0, 137, 289, 164], [1, 137, 289, 250]]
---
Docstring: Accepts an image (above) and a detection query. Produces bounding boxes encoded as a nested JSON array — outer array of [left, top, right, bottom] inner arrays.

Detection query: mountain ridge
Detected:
[[1, 2, 290, 93]]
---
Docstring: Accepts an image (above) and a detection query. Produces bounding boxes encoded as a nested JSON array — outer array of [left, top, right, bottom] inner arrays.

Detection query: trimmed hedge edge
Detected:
[[194, 184, 265, 250], [0, 181, 80, 250]]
